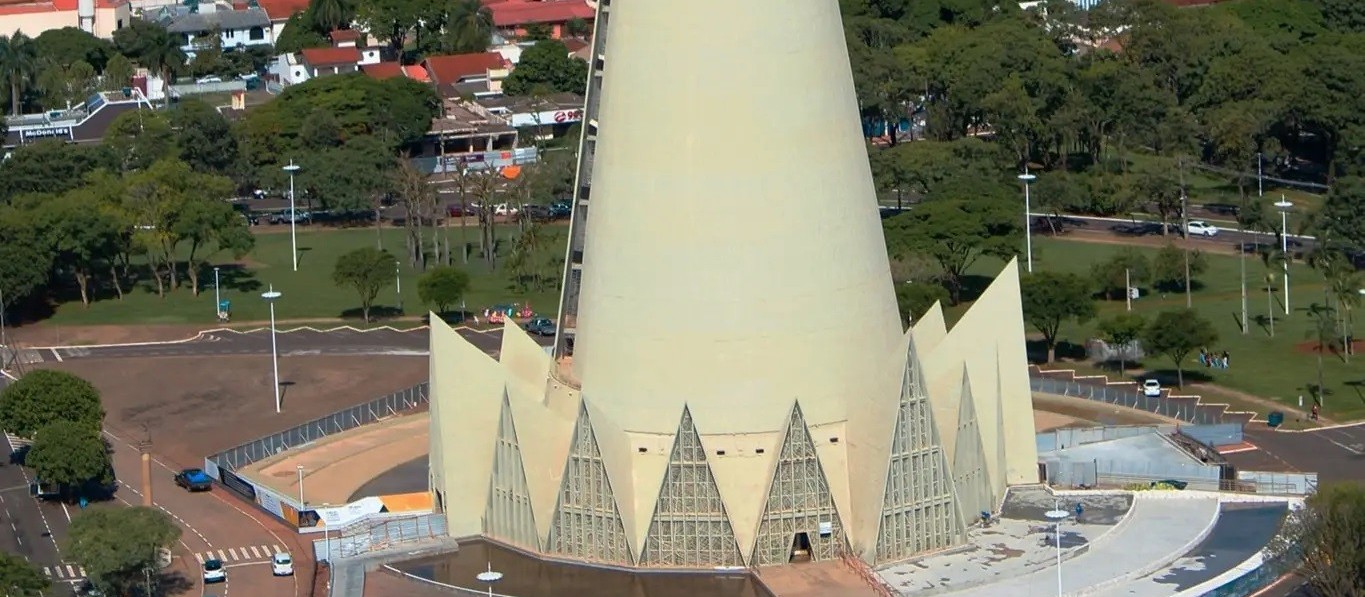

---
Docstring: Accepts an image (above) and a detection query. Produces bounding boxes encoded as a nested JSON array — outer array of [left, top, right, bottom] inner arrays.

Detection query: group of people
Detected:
[[1198, 348, 1230, 369]]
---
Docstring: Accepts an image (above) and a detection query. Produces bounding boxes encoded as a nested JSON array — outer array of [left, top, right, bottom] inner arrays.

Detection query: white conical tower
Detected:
[[567, 0, 902, 436]]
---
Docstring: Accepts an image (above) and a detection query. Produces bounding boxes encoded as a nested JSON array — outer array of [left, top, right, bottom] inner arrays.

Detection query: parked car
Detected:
[[493, 203, 518, 217], [549, 201, 572, 219], [525, 317, 556, 336], [1142, 379, 1162, 398], [521, 204, 553, 222], [1185, 221, 1219, 237], [203, 559, 226, 583], [196, 76, 222, 84], [174, 468, 213, 492], [272, 552, 294, 576]]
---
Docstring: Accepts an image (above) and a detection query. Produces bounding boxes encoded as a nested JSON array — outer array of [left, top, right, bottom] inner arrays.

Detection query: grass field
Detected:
[[969, 237, 1365, 420], [44, 223, 568, 326]]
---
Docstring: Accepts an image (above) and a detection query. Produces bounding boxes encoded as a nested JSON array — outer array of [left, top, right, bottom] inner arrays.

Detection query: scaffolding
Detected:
[[640, 406, 744, 567]]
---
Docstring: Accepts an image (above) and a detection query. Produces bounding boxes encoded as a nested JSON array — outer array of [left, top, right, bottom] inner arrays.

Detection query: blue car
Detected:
[[174, 468, 213, 492], [525, 317, 556, 337]]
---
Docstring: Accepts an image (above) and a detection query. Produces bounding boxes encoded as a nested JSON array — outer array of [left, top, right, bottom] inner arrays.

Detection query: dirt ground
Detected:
[[38, 355, 429, 467], [7, 324, 214, 347], [1031, 393, 1175, 427]]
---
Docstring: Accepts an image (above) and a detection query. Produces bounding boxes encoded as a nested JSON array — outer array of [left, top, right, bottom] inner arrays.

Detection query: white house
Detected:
[[158, 1, 273, 58]]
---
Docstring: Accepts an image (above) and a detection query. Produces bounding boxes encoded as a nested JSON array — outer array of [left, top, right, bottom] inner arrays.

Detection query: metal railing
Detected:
[[1030, 370, 1254, 426], [312, 513, 447, 561], [209, 383, 428, 472]]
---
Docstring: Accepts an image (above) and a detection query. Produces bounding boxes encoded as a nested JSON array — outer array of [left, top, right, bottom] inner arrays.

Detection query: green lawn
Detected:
[[970, 238, 1365, 420], [46, 224, 568, 326]]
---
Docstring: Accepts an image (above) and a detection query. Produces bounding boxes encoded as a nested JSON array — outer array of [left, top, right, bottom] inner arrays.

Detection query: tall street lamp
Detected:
[[296, 465, 305, 506], [213, 267, 221, 320], [1275, 197, 1293, 315], [476, 562, 503, 597], [1019, 169, 1037, 273], [283, 161, 302, 272], [395, 261, 403, 313], [262, 286, 283, 414], [1045, 501, 1071, 597]]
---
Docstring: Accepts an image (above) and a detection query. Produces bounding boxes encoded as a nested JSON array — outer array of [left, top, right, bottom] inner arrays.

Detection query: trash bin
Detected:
[[1268, 411, 1285, 428]]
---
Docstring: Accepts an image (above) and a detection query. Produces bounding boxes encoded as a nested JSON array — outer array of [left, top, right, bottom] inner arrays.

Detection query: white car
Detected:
[[196, 76, 223, 84], [272, 552, 294, 576], [1142, 379, 1162, 398], [203, 558, 226, 583], [1185, 221, 1219, 237]]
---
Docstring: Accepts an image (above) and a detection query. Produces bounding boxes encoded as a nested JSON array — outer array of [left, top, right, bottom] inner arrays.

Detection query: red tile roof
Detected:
[[362, 62, 405, 80], [0, 0, 119, 15], [562, 38, 588, 53], [485, 0, 594, 27], [329, 29, 361, 43], [403, 65, 430, 82], [423, 52, 505, 84], [301, 46, 362, 67], [256, 0, 308, 21]]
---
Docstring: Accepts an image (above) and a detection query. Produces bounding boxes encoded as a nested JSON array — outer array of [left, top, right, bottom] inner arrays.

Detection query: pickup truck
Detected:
[[174, 468, 213, 492]]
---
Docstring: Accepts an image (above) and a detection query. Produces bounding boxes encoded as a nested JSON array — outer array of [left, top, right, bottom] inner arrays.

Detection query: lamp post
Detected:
[[1257, 152, 1263, 198], [213, 266, 221, 320], [1275, 197, 1293, 315], [262, 286, 282, 414], [296, 465, 305, 506], [283, 160, 301, 272], [1045, 502, 1071, 597], [476, 562, 503, 597], [1019, 169, 1037, 273], [395, 261, 403, 313]]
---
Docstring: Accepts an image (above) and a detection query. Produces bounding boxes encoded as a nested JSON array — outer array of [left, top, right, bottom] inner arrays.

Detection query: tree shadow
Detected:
[[1025, 340, 1086, 364], [428, 311, 470, 325], [1152, 279, 1206, 294], [1343, 378, 1365, 410], [203, 263, 262, 293], [157, 569, 197, 596], [1094, 360, 1148, 379], [1143, 368, 1215, 386], [338, 306, 403, 320]]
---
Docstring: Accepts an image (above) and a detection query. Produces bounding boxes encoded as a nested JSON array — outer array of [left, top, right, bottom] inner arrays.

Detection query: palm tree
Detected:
[[0, 32, 40, 115], [139, 28, 186, 104], [444, 0, 493, 54], [310, 0, 351, 33]]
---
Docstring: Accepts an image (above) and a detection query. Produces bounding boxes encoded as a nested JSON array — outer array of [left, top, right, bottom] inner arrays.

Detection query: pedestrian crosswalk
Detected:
[[194, 544, 286, 565], [4, 431, 31, 452], [43, 564, 86, 581]]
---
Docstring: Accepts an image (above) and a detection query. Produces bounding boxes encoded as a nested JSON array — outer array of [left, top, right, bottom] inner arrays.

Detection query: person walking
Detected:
[[1222, 351, 1230, 369]]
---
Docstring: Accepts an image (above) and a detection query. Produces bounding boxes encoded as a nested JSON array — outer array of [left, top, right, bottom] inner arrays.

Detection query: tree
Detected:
[[34, 191, 123, 306], [895, 282, 950, 327], [1135, 165, 1183, 236], [309, 0, 353, 33], [1141, 309, 1218, 387], [0, 370, 104, 438], [503, 40, 589, 96], [417, 266, 470, 314], [34, 27, 114, 71], [0, 552, 48, 597], [100, 53, 134, 91], [333, 247, 397, 322], [1152, 243, 1207, 292], [1098, 312, 1146, 373], [0, 213, 53, 308], [883, 197, 1020, 302], [0, 32, 40, 115], [36, 59, 96, 110], [1021, 271, 1097, 363], [104, 110, 176, 172], [173, 195, 254, 295], [1267, 481, 1365, 597], [66, 506, 181, 595], [169, 99, 240, 175], [0, 140, 116, 203], [27, 420, 110, 493], [275, 12, 331, 54], [112, 21, 185, 97], [1090, 248, 1150, 300], [443, 0, 493, 54], [1318, 176, 1365, 252], [355, 0, 423, 54]]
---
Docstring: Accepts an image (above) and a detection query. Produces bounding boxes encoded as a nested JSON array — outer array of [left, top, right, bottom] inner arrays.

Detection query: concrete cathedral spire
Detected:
[[428, 0, 1038, 570]]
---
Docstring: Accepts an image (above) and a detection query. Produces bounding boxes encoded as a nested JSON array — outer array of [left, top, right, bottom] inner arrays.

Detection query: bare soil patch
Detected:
[[1032, 393, 1175, 426], [38, 355, 429, 466], [8, 324, 210, 347]]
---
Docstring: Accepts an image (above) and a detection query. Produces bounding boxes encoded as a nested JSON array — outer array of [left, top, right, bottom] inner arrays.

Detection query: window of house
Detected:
[[249, 26, 264, 40]]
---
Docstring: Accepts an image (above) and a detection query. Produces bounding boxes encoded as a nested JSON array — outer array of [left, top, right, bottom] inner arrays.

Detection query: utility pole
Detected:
[[139, 426, 153, 508], [1240, 247, 1248, 334], [1179, 158, 1192, 308]]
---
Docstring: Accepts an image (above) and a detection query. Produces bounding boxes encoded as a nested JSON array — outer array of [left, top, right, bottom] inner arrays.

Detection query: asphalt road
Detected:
[[1235, 422, 1365, 483], [16, 326, 540, 363], [0, 435, 77, 595], [1035, 214, 1319, 256]]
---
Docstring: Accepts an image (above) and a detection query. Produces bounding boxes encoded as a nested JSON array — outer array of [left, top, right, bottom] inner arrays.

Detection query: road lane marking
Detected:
[[249, 546, 262, 558], [48, 349, 62, 362], [61, 503, 70, 522], [217, 549, 228, 561], [228, 547, 240, 561], [224, 561, 269, 569], [195, 553, 205, 564]]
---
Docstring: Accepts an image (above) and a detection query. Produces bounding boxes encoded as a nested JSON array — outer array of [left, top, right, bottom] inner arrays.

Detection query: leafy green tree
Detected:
[[66, 506, 181, 595], [1021, 271, 1097, 363], [275, 12, 331, 54], [443, 0, 493, 53], [34, 27, 114, 71], [0, 370, 105, 438], [883, 197, 1019, 302], [1319, 176, 1365, 252], [27, 420, 110, 492], [333, 247, 397, 322], [174, 196, 254, 295], [123, 159, 233, 295], [112, 21, 185, 96], [895, 282, 950, 327], [1090, 248, 1150, 300], [0, 551, 48, 596], [0, 212, 53, 307], [1152, 243, 1207, 293], [1097, 312, 1146, 373], [356, 0, 423, 53], [36, 59, 96, 110], [0, 140, 116, 203], [504, 40, 589, 96], [34, 191, 123, 306], [299, 134, 396, 215], [0, 32, 40, 115], [101, 53, 134, 91], [1267, 481, 1365, 596], [169, 99, 239, 175], [1319, 0, 1365, 33], [309, 0, 353, 33], [1141, 309, 1218, 387], [1134, 164, 1183, 236], [418, 266, 470, 314], [103, 110, 176, 172]]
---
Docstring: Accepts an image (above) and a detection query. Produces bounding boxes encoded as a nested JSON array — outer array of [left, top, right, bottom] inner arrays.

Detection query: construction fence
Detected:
[[207, 383, 429, 472], [1030, 371, 1254, 426], [311, 513, 447, 562]]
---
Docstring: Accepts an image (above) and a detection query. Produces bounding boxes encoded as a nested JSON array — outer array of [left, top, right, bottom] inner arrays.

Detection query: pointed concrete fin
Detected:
[[695, 415, 780, 567], [640, 406, 744, 567], [500, 318, 553, 388], [911, 301, 948, 354], [506, 388, 578, 544], [994, 350, 1010, 503], [872, 348, 964, 565], [953, 368, 993, 525], [750, 402, 847, 566], [547, 401, 633, 565], [428, 315, 504, 539], [483, 392, 539, 550]]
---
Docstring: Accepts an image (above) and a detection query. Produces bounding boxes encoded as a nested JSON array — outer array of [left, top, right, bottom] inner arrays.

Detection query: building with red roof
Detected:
[[422, 52, 509, 98], [0, 0, 129, 38], [255, 0, 307, 39], [299, 46, 362, 76], [362, 61, 405, 80], [484, 0, 594, 40]]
